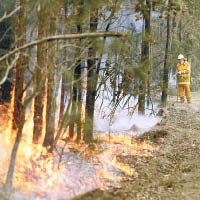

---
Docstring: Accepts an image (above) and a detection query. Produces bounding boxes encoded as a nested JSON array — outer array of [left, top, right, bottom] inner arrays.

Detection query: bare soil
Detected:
[[71, 92, 200, 200]]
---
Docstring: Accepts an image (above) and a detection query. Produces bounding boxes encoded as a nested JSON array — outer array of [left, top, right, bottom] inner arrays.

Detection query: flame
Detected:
[[0, 105, 70, 199], [93, 133, 158, 185], [0, 104, 159, 199], [98, 134, 159, 157]]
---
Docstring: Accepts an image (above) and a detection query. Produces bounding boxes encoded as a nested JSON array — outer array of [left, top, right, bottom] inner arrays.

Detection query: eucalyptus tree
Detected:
[[33, 1, 49, 144], [12, 0, 26, 130], [136, 0, 152, 113]]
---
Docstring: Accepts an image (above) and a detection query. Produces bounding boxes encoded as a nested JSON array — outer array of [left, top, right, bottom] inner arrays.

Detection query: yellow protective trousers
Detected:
[[178, 84, 191, 102]]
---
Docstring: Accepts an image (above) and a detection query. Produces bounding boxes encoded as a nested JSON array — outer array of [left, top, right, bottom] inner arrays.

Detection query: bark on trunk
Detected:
[[69, 0, 83, 141], [59, 5, 68, 126], [138, 0, 151, 114], [76, 0, 84, 142], [33, 6, 47, 144], [76, 64, 82, 142], [59, 68, 66, 125], [43, 17, 56, 147], [12, 0, 26, 130], [161, 1, 171, 106], [69, 92, 76, 138], [84, 10, 98, 143]]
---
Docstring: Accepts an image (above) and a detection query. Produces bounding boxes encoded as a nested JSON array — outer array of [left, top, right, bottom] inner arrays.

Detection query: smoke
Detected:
[[94, 97, 161, 135]]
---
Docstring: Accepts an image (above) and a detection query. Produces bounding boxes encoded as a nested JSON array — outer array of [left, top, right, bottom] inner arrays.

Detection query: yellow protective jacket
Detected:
[[176, 61, 190, 85]]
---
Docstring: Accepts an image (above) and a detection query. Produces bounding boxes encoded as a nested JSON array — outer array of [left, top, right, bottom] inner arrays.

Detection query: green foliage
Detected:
[[95, 38, 107, 55]]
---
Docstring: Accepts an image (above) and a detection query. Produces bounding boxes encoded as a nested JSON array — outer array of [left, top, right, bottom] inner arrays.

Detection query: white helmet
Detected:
[[178, 54, 184, 59]]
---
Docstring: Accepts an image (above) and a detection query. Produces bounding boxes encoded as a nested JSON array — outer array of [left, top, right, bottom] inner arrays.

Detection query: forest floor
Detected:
[[71, 91, 200, 200]]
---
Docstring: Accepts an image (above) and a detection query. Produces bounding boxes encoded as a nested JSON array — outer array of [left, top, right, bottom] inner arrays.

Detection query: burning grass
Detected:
[[0, 104, 159, 200]]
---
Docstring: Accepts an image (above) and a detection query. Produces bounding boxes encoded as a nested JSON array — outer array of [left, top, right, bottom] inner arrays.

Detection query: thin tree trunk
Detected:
[[75, 0, 83, 142], [84, 10, 98, 143], [138, 0, 151, 114], [75, 56, 82, 142], [43, 17, 56, 147], [12, 0, 25, 130], [69, 89, 76, 138], [4, 92, 35, 196], [33, 6, 47, 144], [59, 4, 68, 125], [69, 0, 83, 141], [59, 68, 66, 125], [161, 1, 171, 106], [83, 5, 114, 142], [69, 57, 82, 140]]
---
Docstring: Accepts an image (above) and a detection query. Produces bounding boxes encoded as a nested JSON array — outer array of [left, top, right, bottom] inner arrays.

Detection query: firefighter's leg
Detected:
[[185, 84, 191, 102], [178, 84, 184, 102]]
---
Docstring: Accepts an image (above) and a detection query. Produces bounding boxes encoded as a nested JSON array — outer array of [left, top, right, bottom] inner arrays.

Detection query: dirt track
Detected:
[[71, 92, 200, 200]]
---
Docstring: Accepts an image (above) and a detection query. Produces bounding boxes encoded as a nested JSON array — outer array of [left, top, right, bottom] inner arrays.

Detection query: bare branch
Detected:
[[0, 53, 19, 85], [0, 32, 128, 63], [0, 6, 21, 23]]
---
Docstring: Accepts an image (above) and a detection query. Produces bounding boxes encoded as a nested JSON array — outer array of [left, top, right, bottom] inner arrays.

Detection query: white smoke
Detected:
[[94, 97, 161, 135]]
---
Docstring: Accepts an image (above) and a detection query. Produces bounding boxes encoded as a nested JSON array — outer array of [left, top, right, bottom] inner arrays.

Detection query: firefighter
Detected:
[[176, 54, 191, 103]]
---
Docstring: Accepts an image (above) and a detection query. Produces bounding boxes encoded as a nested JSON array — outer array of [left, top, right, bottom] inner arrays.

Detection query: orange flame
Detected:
[[0, 104, 158, 199]]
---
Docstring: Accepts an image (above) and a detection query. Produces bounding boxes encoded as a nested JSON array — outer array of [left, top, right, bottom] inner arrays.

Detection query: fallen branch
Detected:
[[0, 32, 128, 63], [77, 145, 89, 157]]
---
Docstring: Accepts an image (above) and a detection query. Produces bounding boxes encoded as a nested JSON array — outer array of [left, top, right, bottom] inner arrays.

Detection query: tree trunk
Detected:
[[59, 66, 66, 125], [161, 1, 171, 106], [69, 0, 83, 141], [138, 0, 151, 114], [59, 5, 68, 126], [69, 57, 82, 140], [75, 0, 83, 142], [33, 6, 47, 144], [69, 88, 76, 138], [12, 0, 26, 130], [4, 92, 35, 196], [43, 17, 56, 147], [75, 55, 82, 142], [84, 10, 98, 143], [5, 102, 26, 195]]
